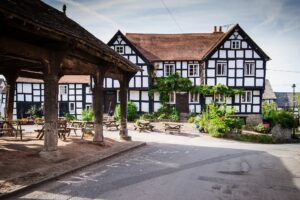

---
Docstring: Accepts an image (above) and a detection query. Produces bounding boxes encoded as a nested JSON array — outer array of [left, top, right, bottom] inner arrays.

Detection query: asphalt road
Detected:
[[7, 131, 300, 200]]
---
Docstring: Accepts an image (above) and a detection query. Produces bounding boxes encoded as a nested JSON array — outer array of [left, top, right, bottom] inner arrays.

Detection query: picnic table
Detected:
[[0, 120, 24, 140], [67, 120, 85, 136], [103, 119, 119, 130], [134, 120, 154, 132], [164, 122, 182, 134], [35, 119, 70, 140]]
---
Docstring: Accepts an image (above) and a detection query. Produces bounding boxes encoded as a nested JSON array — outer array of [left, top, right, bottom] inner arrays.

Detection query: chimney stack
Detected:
[[213, 26, 217, 33], [219, 26, 223, 32], [62, 4, 66, 15]]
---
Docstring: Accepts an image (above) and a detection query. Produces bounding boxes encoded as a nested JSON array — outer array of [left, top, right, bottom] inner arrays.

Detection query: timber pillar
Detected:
[[4, 74, 17, 122], [119, 75, 131, 141], [42, 53, 62, 152], [92, 70, 105, 144]]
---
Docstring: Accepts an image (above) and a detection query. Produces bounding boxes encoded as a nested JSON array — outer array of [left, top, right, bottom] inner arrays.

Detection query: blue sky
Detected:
[[44, 0, 300, 92]]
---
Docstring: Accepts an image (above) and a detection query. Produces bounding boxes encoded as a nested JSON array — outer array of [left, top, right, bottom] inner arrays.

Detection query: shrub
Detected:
[[114, 101, 138, 122], [273, 110, 296, 129], [26, 105, 43, 118], [254, 123, 270, 133], [82, 108, 94, 122], [234, 134, 273, 144], [64, 112, 76, 122], [207, 117, 229, 137], [139, 113, 156, 121]]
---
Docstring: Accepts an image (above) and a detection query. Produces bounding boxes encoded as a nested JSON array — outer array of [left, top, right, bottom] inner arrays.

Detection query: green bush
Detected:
[[234, 134, 273, 144], [114, 101, 138, 122], [155, 105, 180, 122], [139, 113, 156, 121], [254, 123, 269, 133], [274, 110, 296, 129], [26, 105, 43, 118], [224, 117, 244, 130], [207, 118, 229, 137], [82, 108, 94, 122], [64, 112, 76, 122]]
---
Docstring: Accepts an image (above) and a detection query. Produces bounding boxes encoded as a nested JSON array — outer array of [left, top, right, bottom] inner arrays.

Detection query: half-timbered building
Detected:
[[106, 24, 270, 117]]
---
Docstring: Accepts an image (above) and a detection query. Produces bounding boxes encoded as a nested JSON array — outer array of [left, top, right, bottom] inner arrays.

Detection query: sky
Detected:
[[44, 0, 300, 92]]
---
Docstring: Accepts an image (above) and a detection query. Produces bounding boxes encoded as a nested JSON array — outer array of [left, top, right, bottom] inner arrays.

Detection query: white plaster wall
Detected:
[[141, 102, 149, 112], [130, 91, 139, 101], [244, 77, 255, 86]]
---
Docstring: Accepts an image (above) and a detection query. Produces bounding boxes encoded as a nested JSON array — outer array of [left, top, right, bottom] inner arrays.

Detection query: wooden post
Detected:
[[4, 74, 17, 122], [92, 70, 105, 144], [119, 75, 131, 141], [43, 53, 61, 152]]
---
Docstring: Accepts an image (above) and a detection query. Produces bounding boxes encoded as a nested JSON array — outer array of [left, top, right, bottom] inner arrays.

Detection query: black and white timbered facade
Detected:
[[105, 24, 270, 115], [2, 24, 270, 119]]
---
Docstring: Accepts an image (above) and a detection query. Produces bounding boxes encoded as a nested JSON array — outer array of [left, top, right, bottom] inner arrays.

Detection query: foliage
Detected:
[[207, 118, 229, 137], [114, 101, 138, 122], [198, 104, 242, 137], [273, 110, 297, 129], [139, 113, 156, 121], [82, 108, 94, 122], [262, 102, 277, 125], [233, 134, 273, 144], [26, 105, 43, 118], [64, 112, 76, 122], [156, 105, 180, 122], [149, 73, 193, 105]]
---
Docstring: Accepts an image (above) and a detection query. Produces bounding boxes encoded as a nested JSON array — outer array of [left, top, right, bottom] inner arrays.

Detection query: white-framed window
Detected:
[[215, 94, 225, 103], [59, 85, 68, 95], [216, 62, 227, 76], [189, 92, 199, 103], [244, 62, 255, 76], [69, 102, 75, 114], [168, 92, 175, 104], [164, 64, 175, 76], [115, 45, 124, 54], [231, 40, 240, 49], [188, 64, 199, 77], [241, 91, 252, 103]]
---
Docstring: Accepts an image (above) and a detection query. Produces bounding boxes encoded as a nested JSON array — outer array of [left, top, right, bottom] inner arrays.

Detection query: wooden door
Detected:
[[175, 93, 189, 113], [59, 102, 69, 117]]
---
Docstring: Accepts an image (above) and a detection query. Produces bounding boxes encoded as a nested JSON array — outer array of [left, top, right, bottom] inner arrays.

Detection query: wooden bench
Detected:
[[134, 120, 154, 132], [67, 120, 85, 136], [164, 123, 182, 134], [35, 120, 70, 140], [0, 120, 24, 140]]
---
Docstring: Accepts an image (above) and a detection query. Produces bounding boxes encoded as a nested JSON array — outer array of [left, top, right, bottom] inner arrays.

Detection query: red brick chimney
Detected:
[[213, 26, 217, 33], [219, 26, 223, 33]]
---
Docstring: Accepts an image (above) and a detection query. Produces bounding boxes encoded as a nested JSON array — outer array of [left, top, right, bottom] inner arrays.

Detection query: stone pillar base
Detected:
[[120, 135, 132, 141]]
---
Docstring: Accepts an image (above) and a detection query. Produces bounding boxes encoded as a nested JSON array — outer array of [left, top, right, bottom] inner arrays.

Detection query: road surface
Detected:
[[8, 131, 300, 200]]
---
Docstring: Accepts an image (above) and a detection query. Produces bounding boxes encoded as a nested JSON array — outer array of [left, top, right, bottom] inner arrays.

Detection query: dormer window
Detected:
[[115, 46, 124, 54], [231, 40, 240, 49]]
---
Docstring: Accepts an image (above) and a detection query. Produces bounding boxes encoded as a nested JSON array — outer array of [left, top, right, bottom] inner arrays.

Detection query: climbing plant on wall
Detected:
[[149, 73, 244, 106]]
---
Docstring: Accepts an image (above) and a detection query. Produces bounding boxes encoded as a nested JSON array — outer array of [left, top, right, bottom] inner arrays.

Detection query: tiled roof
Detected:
[[275, 92, 298, 108], [0, 0, 140, 72], [263, 79, 276, 100], [126, 32, 224, 61], [17, 76, 90, 84]]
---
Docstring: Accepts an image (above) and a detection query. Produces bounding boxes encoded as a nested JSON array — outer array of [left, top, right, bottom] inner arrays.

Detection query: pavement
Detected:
[[5, 128, 300, 200]]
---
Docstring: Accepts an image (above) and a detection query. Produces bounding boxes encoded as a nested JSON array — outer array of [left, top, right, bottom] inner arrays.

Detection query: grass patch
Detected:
[[232, 134, 273, 144]]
